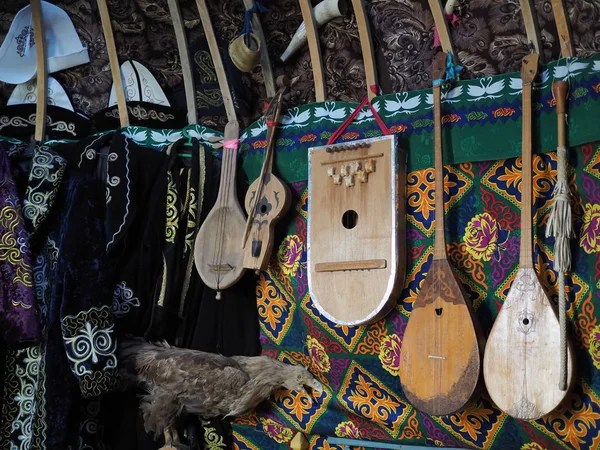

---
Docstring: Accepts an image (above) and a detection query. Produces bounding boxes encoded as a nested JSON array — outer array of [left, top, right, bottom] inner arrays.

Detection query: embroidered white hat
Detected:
[[108, 60, 171, 106], [8, 76, 74, 110], [0, 1, 89, 84]]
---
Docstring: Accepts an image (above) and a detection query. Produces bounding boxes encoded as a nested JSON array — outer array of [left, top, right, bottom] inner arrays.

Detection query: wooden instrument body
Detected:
[[400, 259, 481, 415], [484, 56, 574, 419], [243, 173, 292, 270], [307, 135, 404, 326], [194, 122, 247, 292], [400, 52, 481, 416], [484, 268, 575, 419], [242, 79, 290, 271], [195, 198, 246, 291]]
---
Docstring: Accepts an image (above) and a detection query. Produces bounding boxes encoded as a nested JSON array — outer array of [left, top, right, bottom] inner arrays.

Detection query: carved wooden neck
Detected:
[[433, 84, 447, 260], [218, 146, 239, 203], [520, 82, 534, 268]]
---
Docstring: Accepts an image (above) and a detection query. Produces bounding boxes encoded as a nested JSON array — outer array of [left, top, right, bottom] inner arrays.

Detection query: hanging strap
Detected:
[[433, 53, 463, 86], [327, 85, 389, 145], [30, 0, 46, 142], [428, 0, 456, 59], [243, 0, 275, 97], [97, 0, 129, 127], [241, 1, 267, 45], [168, 0, 197, 124]]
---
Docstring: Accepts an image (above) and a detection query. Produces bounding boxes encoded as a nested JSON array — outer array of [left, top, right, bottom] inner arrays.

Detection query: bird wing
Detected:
[[177, 364, 251, 417], [144, 347, 251, 417], [401, 94, 421, 111], [486, 80, 505, 95]]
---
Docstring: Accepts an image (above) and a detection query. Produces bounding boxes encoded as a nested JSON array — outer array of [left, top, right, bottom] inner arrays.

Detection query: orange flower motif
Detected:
[[335, 420, 361, 439], [390, 124, 408, 133], [277, 235, 303, 276], [252, 140, 267, 149], [260, 418, 293, 443], [580, 204, 600, 253], [300, 134, 317, 143], [307, 336, 331, 373], [347, 375, 401, 425], [594, 83, 600, 94], [492, 107, 516, 118], [341, 132, 360, 140], [378, 334, 401, 376], [441, 113, 461, 124]]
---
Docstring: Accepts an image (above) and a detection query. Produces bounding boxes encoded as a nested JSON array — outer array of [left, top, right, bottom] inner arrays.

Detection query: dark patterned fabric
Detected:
[[1, 143, 118, 450], [0, 145, 38, 344], [1, 0, 599, 129]]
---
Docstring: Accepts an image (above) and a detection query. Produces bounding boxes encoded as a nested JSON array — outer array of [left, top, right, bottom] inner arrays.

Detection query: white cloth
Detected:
[[0, 1, 89, 84]]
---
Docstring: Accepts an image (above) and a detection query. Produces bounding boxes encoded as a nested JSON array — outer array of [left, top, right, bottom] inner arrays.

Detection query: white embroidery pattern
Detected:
[[64, 321, 117, 377], [1, 345, 47, 450], [105, 151, 119, 205], [76, 400, 104, 450], [111, 281, 140, 318], [106, 138, 131, 250]]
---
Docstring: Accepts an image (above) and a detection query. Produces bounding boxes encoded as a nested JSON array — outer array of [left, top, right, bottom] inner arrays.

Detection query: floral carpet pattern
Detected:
[[224, 60, 600, 450], [230, 139, 600, 450]]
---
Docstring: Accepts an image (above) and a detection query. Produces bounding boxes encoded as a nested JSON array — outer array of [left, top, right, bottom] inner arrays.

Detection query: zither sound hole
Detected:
[[342, 210, 358, 229], [260, 204, 267, 213], [523, 318, 530, 325]]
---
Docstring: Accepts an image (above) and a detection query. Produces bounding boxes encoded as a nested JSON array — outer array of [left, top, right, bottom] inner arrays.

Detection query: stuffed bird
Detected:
[[118, 337, 323, 437]]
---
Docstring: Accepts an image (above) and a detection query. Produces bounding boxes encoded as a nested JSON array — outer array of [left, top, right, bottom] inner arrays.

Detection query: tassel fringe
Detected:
[[546, 146, 573, 273]]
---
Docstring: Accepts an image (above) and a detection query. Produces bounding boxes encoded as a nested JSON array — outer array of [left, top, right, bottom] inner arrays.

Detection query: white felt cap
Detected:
[[108, 60, 171, 107], [8, 76, 74, 110], [0, 1, 90, 84]]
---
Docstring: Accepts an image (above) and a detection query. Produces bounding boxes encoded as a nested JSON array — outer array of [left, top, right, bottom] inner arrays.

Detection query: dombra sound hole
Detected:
[[342, 210, 358, 229]]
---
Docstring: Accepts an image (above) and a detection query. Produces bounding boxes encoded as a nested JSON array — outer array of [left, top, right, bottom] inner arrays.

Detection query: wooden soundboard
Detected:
[[307, 135, 405, 325]]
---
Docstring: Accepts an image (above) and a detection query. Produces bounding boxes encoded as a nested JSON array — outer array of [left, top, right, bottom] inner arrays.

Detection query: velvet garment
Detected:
[[60, 132, 170, 337], [0, 146, 39, 343], [1, 143, 119, 450], [144, 140, 205, 342]]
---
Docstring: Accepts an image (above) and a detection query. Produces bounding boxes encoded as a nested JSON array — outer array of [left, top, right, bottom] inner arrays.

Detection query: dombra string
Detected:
[[212, 138, 239, 300]]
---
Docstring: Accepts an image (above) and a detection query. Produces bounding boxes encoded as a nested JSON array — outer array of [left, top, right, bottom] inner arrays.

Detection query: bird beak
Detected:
[[303, 379, 323, 405], [302, 388, 313, 406], [310, 379, 324, 394]]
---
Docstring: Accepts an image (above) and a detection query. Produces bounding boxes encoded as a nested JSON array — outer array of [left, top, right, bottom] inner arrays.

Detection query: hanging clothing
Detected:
[[60, 132, 169, 337], [0, 141, 118, 450], [0, 147, 39, 343], [144, 139, 206, 342]]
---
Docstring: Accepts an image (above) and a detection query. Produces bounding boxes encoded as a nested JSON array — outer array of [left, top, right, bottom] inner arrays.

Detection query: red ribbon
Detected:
[[223, 139, 239, 149], [327, 85, 390, 145]]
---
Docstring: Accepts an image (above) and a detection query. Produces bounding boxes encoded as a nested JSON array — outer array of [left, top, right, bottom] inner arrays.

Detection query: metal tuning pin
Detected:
[[216, 290, 222, 300], [327, 167, 336, 177], [364, 159, 375, 174], [344, 174, 355, 187]]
